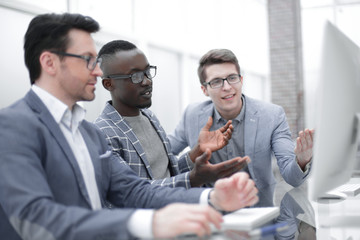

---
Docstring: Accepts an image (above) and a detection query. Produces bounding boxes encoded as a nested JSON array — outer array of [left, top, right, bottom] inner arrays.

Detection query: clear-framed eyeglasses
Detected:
[[50, 51, 102, 71], [202, 74, 241, 89], [104, 66, 157, 84]]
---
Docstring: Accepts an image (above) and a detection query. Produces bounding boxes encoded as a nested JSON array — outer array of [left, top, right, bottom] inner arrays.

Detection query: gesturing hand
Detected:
[[198, 116, 233, 152], [294, 128, 315, 170], [152, 203, 223, 238], [189, 149, 250, 187], [210, 172, 258, 212]]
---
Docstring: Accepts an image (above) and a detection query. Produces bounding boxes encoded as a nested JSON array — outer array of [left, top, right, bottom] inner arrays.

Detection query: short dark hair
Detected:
[[197, 49, 241, 85], [98, 40, 137, 77], [24, 13, 100, 84]]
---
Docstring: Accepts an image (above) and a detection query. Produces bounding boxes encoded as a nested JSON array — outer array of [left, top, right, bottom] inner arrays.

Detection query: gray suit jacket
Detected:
[[168, 95, 309, 206], [0, 90, 203, 240], [94, 101, 193, 188]]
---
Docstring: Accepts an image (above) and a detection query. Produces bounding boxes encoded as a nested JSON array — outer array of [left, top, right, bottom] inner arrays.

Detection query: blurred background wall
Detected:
[[0, 0, 360, 135]]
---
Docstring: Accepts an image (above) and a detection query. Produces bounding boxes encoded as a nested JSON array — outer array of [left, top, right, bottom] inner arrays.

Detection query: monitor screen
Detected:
[[308, 21, 360, 201]]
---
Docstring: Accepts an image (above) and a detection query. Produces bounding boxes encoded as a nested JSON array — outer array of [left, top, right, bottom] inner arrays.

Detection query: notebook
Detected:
[[219, 207, 280, 231]]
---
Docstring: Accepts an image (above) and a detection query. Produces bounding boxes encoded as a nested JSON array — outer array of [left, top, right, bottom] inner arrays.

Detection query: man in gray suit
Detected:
[[168, 49, 314, 207], [0, 14, 259, 240], [95, 40, 249, 189]]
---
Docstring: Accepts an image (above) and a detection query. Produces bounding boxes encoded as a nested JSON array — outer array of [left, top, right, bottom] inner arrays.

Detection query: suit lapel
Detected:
[[198, 103, 214, 138], [243, 96, 258, 179], [25, 90, 93, 208], [105, 106, 154, 178]]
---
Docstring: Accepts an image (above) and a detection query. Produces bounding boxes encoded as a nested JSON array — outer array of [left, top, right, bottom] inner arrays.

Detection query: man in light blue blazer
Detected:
[[0, 14, 259, 240], [94, 40, 248, 189], [168, 49, 314, 207]]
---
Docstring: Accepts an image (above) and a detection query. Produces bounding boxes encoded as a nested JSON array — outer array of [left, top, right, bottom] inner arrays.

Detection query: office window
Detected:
[[73, 0, 133, 34], [148, 46, 182, 133], [0, 0, 68, 12]]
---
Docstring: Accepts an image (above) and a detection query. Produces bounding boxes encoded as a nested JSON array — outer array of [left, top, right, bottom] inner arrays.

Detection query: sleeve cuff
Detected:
[[200, 188, 212, 205], [127, 209, 155, 238], [296, 159, 312, 174], [185, 152, 195, 169]]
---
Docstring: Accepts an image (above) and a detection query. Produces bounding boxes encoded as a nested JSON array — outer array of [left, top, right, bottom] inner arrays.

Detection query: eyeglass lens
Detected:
[[88, 57, 102, 71], [131, 67, 156, 83]]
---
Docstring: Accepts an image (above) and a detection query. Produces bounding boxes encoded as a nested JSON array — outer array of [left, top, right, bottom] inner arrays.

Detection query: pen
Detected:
[[249, 222, 288, 237]]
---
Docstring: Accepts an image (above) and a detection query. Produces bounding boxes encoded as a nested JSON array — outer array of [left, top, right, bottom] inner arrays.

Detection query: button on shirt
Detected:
[[32, 85, 102, 210], [206, 96, 249, 187]]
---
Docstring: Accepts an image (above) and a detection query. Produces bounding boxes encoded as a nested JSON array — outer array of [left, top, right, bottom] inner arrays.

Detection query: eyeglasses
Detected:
[[202, 74, 242, 89], [105, 66, 157, 84], [50, 51, 102, 71]]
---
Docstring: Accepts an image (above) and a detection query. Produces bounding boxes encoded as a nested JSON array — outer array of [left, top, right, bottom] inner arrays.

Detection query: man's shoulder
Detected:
[[93, 103, 119, 127], [245, 95, 283, 113], [0, 96, 37, 124], [185, 100, 213, 113]]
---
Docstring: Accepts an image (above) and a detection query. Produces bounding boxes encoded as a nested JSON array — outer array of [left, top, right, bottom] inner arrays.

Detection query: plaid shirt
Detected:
[[94, 102, 193, 188]]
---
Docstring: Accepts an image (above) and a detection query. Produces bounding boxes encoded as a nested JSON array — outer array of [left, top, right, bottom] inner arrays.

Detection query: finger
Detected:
[[219, 120, 232, 134], [304, 129, 313, 147], [299, 130, 308, 149], [208, 210, 223, 230], [224, 127, 233, 140], [295, 137, 302, 153], [242, 155, 251, 163], [235, 172, 250, 192], [217, 159, 248, 178], [202, 116, 213, 131], [310, 128, 315, 137], [245, 193, 259, 207], [195, 148, 212, 164], [186, 207, 222, 236], [239, 180, 258, 207], [243, 179, 257, 198]]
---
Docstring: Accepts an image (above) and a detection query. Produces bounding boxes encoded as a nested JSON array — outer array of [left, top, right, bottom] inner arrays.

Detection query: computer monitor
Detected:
[[308, 21, 360, 201]]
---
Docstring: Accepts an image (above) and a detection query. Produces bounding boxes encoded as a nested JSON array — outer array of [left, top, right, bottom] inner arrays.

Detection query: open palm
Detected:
[[198, 117, 233, 152]]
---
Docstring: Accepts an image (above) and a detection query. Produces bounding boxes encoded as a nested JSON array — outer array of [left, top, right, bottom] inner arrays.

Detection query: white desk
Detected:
[[312, 177, 360, 239], [177, 179, 360, 239]]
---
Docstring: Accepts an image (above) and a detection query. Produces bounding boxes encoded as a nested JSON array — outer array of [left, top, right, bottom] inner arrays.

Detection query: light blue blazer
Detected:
[[168, 95, 309, 206], [0, 90, 203, 240]]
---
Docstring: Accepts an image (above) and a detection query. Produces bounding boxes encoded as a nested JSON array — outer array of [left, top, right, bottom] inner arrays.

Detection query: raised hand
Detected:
[[188, 117, 233, 163], [209, 172, 258, 212], [198, 116, 233, 152], [189, 149, 250, 187], [294, 128, 315, 170], [152, 203, 223, 238]]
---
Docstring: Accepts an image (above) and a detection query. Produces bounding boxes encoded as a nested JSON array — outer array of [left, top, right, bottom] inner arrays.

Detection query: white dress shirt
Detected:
[[32, 85, 102, 210]]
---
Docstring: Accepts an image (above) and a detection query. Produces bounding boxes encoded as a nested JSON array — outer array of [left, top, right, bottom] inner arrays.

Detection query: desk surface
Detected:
[[179, 178, 360, 239]]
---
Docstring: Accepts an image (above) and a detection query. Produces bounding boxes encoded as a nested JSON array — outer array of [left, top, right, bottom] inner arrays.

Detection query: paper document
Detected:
[[220, 207, 280, 231]]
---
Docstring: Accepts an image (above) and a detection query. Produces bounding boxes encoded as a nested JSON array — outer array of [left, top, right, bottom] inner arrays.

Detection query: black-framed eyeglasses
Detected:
[[202, 74, 242, 89], [104, 66, 157, 84], [50, 51, 102, 71]]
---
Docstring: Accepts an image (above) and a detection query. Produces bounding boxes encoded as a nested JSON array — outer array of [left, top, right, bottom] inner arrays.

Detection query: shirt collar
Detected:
[[31, 85, 86, 130], [213, 95, 246, 123]]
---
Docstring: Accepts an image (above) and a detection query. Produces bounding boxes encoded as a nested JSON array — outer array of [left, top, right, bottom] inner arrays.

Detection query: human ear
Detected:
[[201, 85, 209, 97], [39, 51, 57, 76], [102, 78, 114, 91]]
